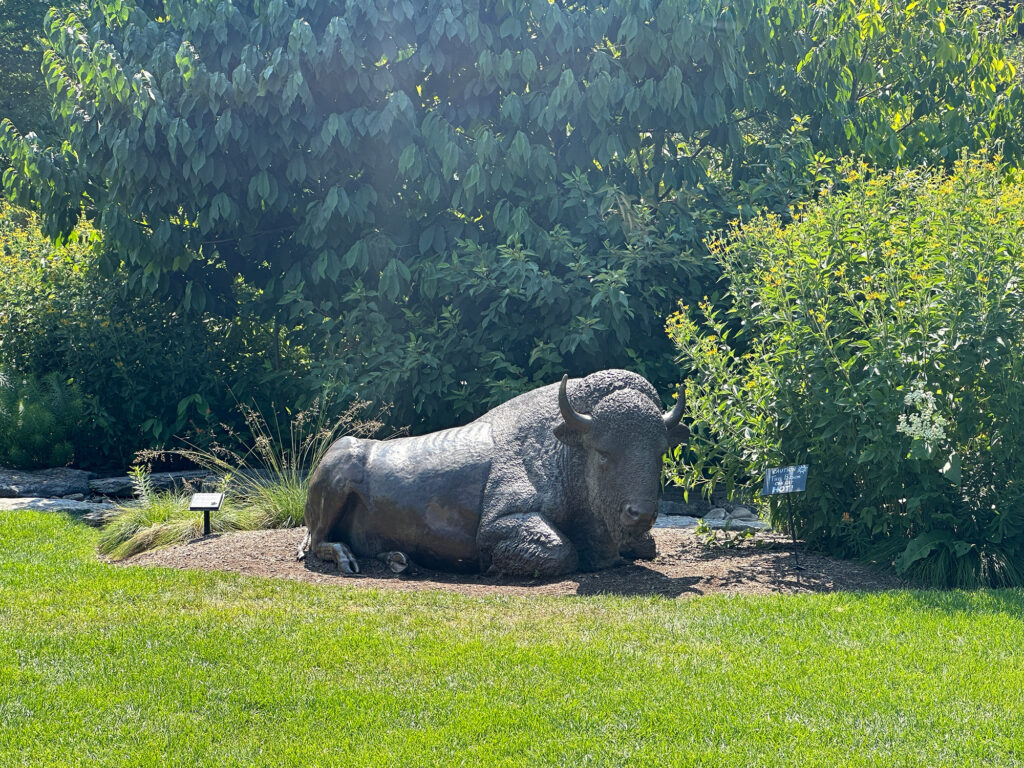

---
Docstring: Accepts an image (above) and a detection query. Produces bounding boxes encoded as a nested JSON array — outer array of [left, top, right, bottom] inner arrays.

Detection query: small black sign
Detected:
[[762, 465, 808, 496], [188, 492, 224, 511]]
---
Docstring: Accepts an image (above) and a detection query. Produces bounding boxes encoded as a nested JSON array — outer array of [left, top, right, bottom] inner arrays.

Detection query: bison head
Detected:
[[553, 372, 688, 561]]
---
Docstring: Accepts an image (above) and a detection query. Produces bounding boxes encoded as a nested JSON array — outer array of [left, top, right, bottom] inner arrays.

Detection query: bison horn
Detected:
[[558, 375, 593, 433], [663, 385, 685, 429]]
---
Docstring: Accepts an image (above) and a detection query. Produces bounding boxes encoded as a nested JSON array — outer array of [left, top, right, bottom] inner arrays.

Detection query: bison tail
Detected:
[[295, 530, 312, 561]]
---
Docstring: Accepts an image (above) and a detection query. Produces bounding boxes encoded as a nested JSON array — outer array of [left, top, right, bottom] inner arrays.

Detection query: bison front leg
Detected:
[[479, 513, 579, 577], [621, 530, 657, 561]]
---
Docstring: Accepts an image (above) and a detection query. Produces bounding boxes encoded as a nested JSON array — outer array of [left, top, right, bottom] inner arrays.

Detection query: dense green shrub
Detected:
[[669, 152, 1024, 588], [0, 370, 84, 468], [3, 0, 1021, 430], [0, 202, 308, 468]]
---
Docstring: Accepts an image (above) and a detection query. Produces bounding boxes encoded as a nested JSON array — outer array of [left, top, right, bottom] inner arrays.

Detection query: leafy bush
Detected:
[[0, 201, 308, 467], [0, 370, 84, 468], [4, 0, 1021, 431], [669, 152, 1024, 587]]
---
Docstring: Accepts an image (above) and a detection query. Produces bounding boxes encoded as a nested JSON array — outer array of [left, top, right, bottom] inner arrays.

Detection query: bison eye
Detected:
[[598, 451, 610, 464]]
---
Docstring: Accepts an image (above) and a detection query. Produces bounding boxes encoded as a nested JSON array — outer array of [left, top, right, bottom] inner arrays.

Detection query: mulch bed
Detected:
[[120, 527, 906, 598]]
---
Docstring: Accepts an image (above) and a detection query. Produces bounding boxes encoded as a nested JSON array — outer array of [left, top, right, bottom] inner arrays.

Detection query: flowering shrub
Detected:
[[668, 152, 1024, 587]]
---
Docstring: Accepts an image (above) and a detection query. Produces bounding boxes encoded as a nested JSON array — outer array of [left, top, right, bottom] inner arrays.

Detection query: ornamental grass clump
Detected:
[[139, 398, 389, 527], [669, 151, 1024, 587], [97, 467, 258, 560], [99, 400, 391, 558]]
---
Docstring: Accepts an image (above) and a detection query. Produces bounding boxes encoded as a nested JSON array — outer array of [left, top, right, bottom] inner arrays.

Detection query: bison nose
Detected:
[[622, 501, 657, 529]]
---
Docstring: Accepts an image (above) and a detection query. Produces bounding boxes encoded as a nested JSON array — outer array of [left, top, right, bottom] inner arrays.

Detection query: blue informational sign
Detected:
[[762, 465, 808, 496]]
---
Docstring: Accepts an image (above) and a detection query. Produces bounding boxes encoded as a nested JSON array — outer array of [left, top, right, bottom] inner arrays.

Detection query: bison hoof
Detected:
[[379, 551, 409, 574], [314, 541, 360, 574], [621, 531, 657, 561], [335, 544, 360, 574]]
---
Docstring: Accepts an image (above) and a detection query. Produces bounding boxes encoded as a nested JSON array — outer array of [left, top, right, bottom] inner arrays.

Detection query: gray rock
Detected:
[[728, 506, 758, 521], [658, 498, 711, 517], [150, 470, 216, 492], [0, 467, 95, 498], [63, 493, 86, 501], [703, 517, 770, 532], [705, 507, 728, 521], [0, 497, 115, 527], [87, 476, 133, 496], [89, 470, 214, 497], [653, 515, 701, 529]]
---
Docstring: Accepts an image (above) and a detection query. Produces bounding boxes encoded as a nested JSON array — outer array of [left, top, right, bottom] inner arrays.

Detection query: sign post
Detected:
[[189, 492, 224, 537], [762, 465, 808, 570]]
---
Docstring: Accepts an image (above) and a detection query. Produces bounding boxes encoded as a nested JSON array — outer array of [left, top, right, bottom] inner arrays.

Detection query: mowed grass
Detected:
[[2, 512, 1023, 767]]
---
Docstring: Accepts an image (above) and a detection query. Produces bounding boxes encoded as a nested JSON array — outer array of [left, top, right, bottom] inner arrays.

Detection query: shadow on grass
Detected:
[[898, 587, 1024, 618], [57, 508, 112, 529]]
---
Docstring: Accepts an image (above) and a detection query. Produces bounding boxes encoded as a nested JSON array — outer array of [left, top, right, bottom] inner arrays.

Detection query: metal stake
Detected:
[[788, 495, 804, 571]]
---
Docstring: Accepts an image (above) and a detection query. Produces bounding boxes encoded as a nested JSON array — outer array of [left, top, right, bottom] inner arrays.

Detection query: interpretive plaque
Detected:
[[762, 465, 808, 571], [188, 493, 224, 511], [189, 493, 223, 537]]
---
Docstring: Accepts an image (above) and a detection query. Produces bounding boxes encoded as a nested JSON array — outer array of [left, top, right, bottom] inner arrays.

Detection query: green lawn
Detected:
[[1, 511, 1023, 767]]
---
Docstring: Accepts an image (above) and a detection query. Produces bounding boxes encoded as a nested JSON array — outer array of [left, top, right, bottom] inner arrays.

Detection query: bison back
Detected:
[[342, 422, 493, 571]]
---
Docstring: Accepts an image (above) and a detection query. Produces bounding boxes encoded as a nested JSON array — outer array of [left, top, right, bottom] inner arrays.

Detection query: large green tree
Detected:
[[0, 0, 80, 140], [3, 0, 1021, 430]]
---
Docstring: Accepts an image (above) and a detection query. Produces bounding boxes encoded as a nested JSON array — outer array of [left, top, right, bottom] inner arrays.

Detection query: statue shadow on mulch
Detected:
[[301, 552, 703, 598]]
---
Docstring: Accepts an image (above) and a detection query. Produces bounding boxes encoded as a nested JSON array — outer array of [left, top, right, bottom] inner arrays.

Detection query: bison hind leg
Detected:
[[313, 541, 361, 574], [296, 530, 312, 561]]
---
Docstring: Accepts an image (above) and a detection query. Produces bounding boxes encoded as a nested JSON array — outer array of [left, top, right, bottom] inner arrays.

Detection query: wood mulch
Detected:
[[120, 527, 905, 598]]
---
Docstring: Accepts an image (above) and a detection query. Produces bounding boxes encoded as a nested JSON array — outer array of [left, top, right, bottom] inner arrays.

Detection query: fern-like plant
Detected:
[[0, 370, 84, 468]]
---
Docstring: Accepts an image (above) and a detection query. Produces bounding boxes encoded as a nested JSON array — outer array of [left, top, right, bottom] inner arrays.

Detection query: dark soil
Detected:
[[121, 527, 906, 598]]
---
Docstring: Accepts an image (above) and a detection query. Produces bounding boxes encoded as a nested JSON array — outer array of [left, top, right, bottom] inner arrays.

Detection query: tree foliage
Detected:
[[2, 0, 1021, 429], [0, 0, 79, 140]]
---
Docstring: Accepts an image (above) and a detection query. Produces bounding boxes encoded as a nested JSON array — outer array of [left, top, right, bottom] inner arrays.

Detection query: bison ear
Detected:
[[667, 423, 689, 449], [554, 423, 584, 447]]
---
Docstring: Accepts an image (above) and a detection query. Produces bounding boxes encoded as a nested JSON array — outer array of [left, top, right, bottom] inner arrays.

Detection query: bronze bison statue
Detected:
[[297, 369, 687, 576]]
